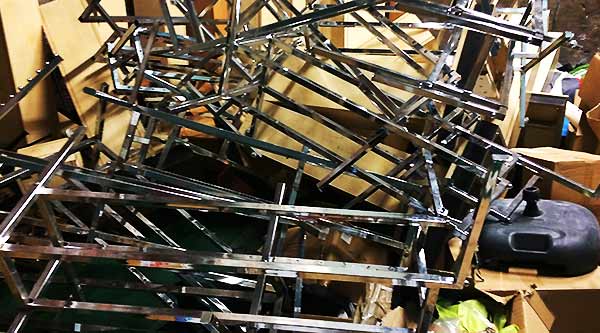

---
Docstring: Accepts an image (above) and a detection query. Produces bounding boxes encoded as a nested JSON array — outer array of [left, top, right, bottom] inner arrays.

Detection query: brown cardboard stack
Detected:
[[480, 288, 553, 333], [478, 267, 600, 333], [513, 147, 600, 220]]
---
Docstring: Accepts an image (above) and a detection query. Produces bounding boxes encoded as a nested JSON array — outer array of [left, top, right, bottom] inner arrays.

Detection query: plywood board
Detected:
[[253, 99, 408, 211], [253, 14, 435, 211], [40, 0, 140, 159], [95, 0, 128, 40], [506, 33, 560, 147], [41, 0, 104, 75], [0, 0, 58, 143], [264, 53, 429, 115], [133, 0, 188, 66], [0, 14, 25, 148], [259, 0, 306, 26], [343, 12, 434, 51], [18, 138, 83, 167], [497, 52, 521, 141], [263, 12, 434, 114]]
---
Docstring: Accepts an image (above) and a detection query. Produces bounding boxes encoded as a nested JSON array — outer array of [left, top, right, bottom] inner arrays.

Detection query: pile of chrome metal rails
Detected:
[[0, 0, 595, 332]]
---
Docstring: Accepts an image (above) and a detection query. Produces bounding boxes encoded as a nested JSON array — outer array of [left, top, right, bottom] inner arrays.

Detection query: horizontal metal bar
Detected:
[[311, 46, 505, 119], [2, 244, 455, 286], [34, 188, 450, 228], [29, 298, 414, 333], [394, 0, 546, 45]]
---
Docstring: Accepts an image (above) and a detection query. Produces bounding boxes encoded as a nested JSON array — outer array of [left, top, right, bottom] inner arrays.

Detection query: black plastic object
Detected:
[[475, 190, 600, 276], [522, 187, 542, 217]]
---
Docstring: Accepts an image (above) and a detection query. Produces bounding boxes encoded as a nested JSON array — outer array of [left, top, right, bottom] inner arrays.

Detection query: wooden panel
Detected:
[[253, 100, 409, 211], [579, 53, 600, 109], [320, 0, 344, 47], [259, 0, 305, 26], [213, 0, 229, 34], [263, 12, 434, 113], [41, 0, 104, 75], [344, 12, 434, 52], [250, 14, 435, 210], [40, 0, 138, 159], [95, 0, 128, 40], [133, 0, 187, 65], [18, 138, 83, 167], [507, 42, 560, 147], [0, 12, 25, 148], [0, 0, 58, 143], [265, 53, 429, 114], [17, 138, 84, 188]]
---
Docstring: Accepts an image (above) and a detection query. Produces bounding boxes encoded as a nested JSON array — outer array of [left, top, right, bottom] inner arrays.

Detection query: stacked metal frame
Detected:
[[0, 0, 597, 332]]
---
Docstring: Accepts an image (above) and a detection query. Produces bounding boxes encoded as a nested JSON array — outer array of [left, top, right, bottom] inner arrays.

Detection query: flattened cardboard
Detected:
[[575, 53, 600, 152], [510, 292, 550, 333], [253, 99, 410, 211], [537, 289, 600, 333], [477, 267, 600, 292], [524, 289, 555, 329], [478, 267, 600, 332]]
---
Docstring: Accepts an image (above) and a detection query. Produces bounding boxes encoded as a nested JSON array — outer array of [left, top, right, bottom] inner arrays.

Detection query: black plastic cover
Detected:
[[477, 199, 600, 276]]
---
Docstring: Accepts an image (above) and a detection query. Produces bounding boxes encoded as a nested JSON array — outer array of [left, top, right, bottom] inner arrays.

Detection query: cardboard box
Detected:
[[513, 147, 600, 220], [478, 267, 600, 332], [573, 53, 600, 153], [509, 291, 552, 333], [579, 54, 600, 110], [433, 286, 552, 333], [586, 103, 600, 142]]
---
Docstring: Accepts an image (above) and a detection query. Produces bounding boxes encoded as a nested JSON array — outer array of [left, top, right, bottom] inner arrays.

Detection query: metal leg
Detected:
[[7, 312, 29, 333], [455, 155, 508, 284], [249, 183, 286, 331], [417, 287, 440, 333], [0, 257, 28, 304]]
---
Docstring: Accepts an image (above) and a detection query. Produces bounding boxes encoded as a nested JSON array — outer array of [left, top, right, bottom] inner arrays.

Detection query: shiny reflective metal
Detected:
[[0, 0, 592, 332]]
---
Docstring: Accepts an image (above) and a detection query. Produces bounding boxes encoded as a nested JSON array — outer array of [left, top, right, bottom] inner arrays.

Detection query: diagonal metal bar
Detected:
[[0, 126, 86, 245]]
